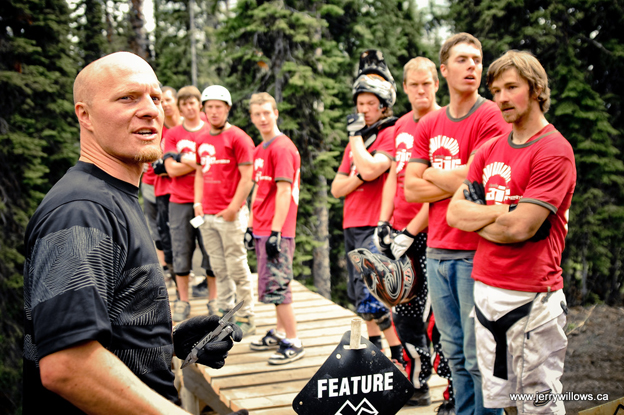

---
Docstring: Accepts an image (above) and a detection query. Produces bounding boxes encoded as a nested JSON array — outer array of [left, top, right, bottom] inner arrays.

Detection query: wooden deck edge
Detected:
[[182, 363, 233, 415]]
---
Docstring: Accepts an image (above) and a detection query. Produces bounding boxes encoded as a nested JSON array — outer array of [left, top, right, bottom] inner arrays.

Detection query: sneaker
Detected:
[[268, 339, 305, 365], [207, 299, 218, 315], [435, 401, 455, 415], [235, 315, 256, 337], [192, 279, 208, 297], [250, 329, 283, 351], [172, 300, 190, 322], [407, 384, 431, 406]]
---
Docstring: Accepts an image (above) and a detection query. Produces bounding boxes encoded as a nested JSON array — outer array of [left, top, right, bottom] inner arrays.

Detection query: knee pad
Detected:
[[359, 310, 392, 331]]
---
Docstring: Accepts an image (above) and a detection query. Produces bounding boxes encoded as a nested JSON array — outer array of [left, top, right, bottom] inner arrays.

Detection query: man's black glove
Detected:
[[244, 227, 255, 251], [266, 231, 281, 259], [173, 315, 243, 369], [152, 159, 167, 175], [463, 180, 486, 205], [508, 204, 552, 242], [347, 113, 366, 136], [373, 221, 393, 253], [357, 116, 398, 141]]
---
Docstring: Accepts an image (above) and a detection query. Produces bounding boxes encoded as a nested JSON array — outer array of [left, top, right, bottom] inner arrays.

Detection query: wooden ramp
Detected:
[[170, 278, 449, 415]]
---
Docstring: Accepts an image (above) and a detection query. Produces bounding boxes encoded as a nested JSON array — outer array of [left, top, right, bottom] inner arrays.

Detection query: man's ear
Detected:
[[75, 102, 94, 131], [440, 64, 448, 79]]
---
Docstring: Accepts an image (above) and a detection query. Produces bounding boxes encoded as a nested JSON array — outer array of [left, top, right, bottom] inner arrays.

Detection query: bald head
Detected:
[[74, 52, 158, 105]]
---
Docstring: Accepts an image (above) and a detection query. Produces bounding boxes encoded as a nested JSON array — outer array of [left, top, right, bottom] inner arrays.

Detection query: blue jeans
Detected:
[[427, 257, 500, 415]]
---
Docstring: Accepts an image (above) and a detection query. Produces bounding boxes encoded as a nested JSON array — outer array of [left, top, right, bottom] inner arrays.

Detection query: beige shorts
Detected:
[[473, 281, 567, 414]]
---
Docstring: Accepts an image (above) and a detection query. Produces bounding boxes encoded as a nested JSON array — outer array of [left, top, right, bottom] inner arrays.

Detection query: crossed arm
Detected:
[[404, 160, 469, 203], [447, 183, 551, 244]]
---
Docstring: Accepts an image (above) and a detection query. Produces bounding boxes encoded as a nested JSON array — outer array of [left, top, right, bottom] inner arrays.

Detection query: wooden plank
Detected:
[[211, 367, 319, 391], [230, 392, 299, 412]]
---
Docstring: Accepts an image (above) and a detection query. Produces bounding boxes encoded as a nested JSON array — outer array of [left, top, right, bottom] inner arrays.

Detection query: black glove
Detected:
[[373, 221, 393, 253], [463, 180, 486, 205], [266, 231, 281, 259], [244, 227, 255, 251], [508, 204, 552, 242], [173, 315, 243, 369], [357, 116, 398, 141], [152, 159, 167, 175], [347, 113, 366, 136]]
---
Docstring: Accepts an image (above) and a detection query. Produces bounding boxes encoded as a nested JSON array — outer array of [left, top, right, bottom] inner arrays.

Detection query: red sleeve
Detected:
[[337, 143, 352, 175], [410, 113, 432, 164], [521, 146, 576, 214], [273, 141, 295, 183], [234, 130, 255, 165], [164, 128, 177, 153], [373, 125, 396, 159], [473, 102, 510, 153]]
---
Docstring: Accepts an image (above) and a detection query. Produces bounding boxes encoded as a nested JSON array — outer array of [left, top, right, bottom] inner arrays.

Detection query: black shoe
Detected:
[[192, 278, 208, 297], [268, 339, 305, 365], [407, 384, 431, 406], [436, 400, 455, 415]]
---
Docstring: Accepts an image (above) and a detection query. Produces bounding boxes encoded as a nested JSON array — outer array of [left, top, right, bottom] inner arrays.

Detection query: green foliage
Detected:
[[446, 0, 624, 305]]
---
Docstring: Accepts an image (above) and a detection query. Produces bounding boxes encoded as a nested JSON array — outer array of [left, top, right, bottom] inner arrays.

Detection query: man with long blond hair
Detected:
[[447, 50, 576, 415]]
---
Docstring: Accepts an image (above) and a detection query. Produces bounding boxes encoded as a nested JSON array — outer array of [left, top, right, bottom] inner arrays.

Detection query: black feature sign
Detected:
[[292, 331, 414, 415]]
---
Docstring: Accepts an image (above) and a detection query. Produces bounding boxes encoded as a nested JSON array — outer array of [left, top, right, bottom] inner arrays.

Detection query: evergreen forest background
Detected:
[[1, 0, 623, 412]]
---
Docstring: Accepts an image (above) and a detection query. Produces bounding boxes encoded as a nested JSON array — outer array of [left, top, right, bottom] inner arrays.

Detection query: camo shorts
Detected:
[[256, 236, 294, 305]]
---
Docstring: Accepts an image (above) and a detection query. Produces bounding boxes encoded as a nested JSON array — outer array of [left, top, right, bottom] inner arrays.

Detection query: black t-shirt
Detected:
[[23, 162, 178, 413]]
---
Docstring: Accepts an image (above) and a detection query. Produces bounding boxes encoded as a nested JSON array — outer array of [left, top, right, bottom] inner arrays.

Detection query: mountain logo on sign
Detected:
[[335, 398, 379, 415]]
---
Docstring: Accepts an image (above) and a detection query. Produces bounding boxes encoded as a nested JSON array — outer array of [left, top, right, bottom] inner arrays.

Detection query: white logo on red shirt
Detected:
[[254, 158, 265, 182], [429, 135, 461, 170], [177, 139, 197, 155], [395, 133, 414, 174], [483, 161, 512, 204], [292, 168, 300, 205]]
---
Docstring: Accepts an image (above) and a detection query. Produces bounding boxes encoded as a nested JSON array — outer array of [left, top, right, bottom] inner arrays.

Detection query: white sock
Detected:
[[275, 330, 286, 339], [286, 338, 301, 348]]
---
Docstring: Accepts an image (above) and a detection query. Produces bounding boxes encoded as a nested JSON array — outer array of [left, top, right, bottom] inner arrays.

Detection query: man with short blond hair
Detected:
[[447, 50, 575, 415], [405, 33, 510, 415]]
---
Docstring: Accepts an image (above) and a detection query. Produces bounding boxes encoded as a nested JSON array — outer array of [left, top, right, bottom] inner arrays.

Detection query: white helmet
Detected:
[[201, 85, 232, 106]]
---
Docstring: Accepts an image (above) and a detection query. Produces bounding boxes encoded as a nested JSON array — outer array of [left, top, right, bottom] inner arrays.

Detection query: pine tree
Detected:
[[446, 0, 624, 305], [0, 0, 79, 411]]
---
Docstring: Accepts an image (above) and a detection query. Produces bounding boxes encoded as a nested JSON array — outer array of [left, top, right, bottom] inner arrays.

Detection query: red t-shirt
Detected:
[[337, 125, 395, 229], [252, 134, 301, 238], [154, 124, 172, 197], [195, 126, 255, 214], [141, 164, 157, 185], [392, 111, 426, 231], [411, 97, 510, 250], [467, 124, 576, 292], [164, 123, 207, 204]]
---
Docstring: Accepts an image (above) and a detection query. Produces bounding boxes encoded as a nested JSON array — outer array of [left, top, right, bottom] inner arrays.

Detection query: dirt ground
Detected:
[[561, 305, 624, 414]]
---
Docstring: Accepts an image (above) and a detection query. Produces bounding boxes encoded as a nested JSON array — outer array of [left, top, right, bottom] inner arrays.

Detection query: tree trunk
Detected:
[[129, 0, 149, 59], [313, 174, 331, 299]]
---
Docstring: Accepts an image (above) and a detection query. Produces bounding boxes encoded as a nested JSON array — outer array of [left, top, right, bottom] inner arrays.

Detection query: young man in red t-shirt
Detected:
[[376, 57, 456, 411], [164, 86, 211, 322], [447, 51, 575, 415], [404, 33, 510, 415], [331, 49, 405, 365], [193, 85, 256, 335], [246, 92, 304, 365]]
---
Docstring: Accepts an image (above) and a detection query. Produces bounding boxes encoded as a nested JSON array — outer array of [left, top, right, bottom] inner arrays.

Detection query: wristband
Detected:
[[193, 202, 202, 208]]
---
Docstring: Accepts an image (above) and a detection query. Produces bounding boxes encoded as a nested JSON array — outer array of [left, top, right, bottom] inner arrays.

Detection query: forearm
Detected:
[[447, 199, 506, 232], [404, 176, 453, 203], [405, 204, 429, 235], [164, 159, 195, 177], [194, 169, 204, 216], [331, 173, 362, 198], [379, 165, 397, 222], [477, 212, 539, 244], [40, 341, 188, 415], [271, 184, 291, 232], [350, 137, 390, 180], [227, 176, 254, 212], [423, 165, 468, 195]]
